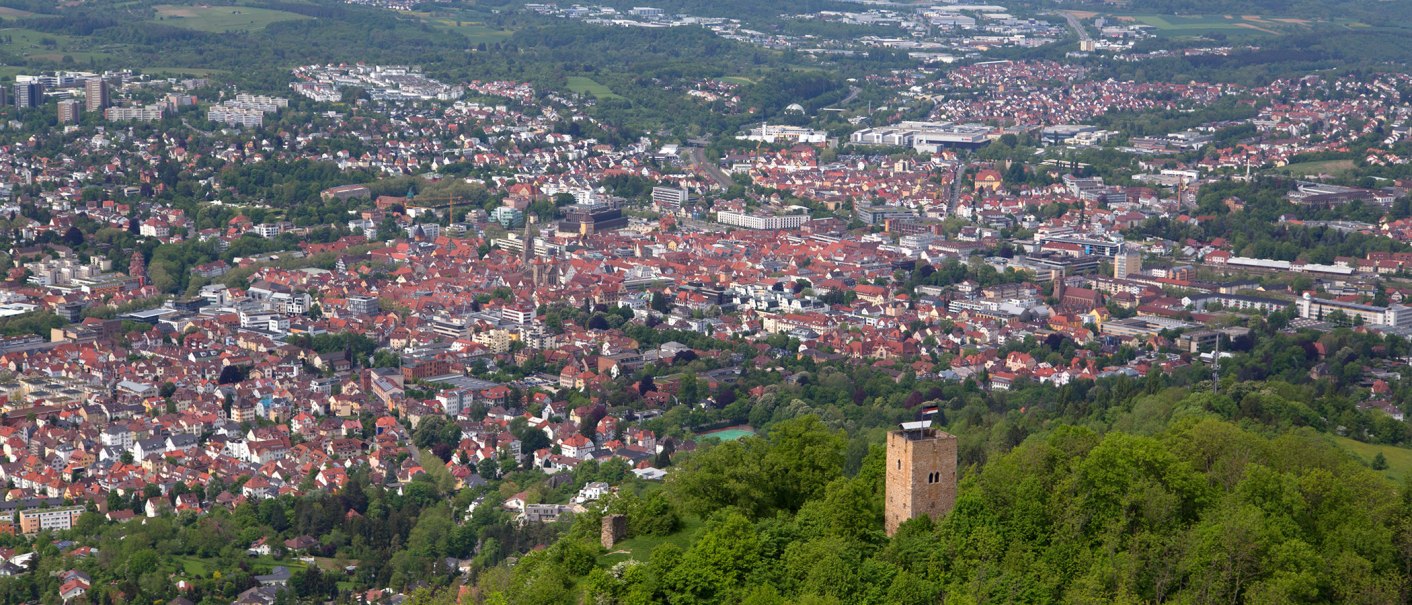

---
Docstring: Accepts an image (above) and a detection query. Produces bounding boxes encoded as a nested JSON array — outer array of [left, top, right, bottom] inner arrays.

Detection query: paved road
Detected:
[[181, 118, 214, 137], [839, 85, 862, 106], [1059, 11, 1092, 43], [685, 146, 734, 189], [948, 162, 971, 217], [679, 217, 730, 233]]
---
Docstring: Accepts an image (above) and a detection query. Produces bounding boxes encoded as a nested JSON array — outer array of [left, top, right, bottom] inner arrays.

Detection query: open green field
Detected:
[[1331, 435, 1412, 482], [1278, 159, 1357, 177], [312, 556, 358, 573], [141, 67, 230, 77], [152, 4, 311, 32], [0, 26, 117, 63], [566, 76, 622, 100], [600, 516, 704, 566], [1132, 15, 1258, 30], [1129, 14, 1282, 36], [434, 19, 515, 44], [718, 76, 757, 86], [1102, 13, 1365, 38], [174, 555, 305, 578]]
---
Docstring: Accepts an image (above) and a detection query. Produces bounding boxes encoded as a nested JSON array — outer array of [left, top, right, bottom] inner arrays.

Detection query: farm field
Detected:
[[152, 4, 311, 32]]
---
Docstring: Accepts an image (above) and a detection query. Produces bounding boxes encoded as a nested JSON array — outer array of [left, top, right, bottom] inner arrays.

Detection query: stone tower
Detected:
[[885, 422, 957, 536], [601, 514, 627, 549]]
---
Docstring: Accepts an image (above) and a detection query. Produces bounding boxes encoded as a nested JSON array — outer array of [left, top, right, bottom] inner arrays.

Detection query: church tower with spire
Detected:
[[129, 251, 147, 287], [522, 215, 536, 265]]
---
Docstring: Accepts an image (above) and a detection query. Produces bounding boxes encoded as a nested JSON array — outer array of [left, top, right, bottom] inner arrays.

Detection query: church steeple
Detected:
[[129, 251, 147, 287]]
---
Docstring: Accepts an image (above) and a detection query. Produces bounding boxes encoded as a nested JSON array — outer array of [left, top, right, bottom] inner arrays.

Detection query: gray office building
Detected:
[[14, 82, 43, 109]]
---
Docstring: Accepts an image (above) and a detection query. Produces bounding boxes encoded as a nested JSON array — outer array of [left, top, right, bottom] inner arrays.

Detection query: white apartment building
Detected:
[[716, 210, 809, 230]]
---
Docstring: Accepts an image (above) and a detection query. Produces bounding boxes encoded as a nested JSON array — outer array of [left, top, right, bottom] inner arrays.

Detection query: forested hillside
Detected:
[[479, 408, 1412, 604]]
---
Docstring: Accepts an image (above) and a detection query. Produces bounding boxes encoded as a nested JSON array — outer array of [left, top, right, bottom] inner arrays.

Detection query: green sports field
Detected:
[[1278, 159, 1357, 177], [697, 426, 756, 441]]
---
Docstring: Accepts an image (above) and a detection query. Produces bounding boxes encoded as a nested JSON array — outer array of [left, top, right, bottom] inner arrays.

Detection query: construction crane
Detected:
[[404, 195, 462, 224]]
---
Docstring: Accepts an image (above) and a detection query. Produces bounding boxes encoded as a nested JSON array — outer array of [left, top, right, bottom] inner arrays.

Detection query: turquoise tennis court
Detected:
[[698, 426, 756, 441]]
